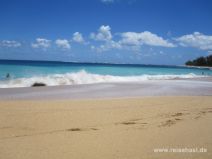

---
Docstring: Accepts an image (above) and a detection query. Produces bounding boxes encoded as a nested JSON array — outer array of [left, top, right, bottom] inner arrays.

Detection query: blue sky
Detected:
[[0, 0, 212, 65]]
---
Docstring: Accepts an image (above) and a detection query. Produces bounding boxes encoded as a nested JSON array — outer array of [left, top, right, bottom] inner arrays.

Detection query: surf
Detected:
[[0, 70, 202, 88]]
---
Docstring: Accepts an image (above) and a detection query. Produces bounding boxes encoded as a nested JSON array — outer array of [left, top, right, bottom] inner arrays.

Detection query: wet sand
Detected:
[[0, 79, 212, 100]]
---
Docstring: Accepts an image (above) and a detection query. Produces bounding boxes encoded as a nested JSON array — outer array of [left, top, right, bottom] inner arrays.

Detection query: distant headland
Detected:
[[185, 55, 212, 67]]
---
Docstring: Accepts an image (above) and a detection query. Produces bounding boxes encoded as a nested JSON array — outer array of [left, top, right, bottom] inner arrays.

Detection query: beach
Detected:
[[0, 97, 212, 159], [0, 78, 212, 159], [1, 0, 212, 158]]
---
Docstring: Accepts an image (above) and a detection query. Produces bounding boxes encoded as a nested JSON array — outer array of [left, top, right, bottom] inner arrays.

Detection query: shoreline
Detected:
[[1, 73, 210, 89], [184, 65, 212, 70], [0, 78, 212, 100]]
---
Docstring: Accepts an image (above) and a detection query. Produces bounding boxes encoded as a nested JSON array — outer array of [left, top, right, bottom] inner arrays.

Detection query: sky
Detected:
[[0, 0, 212, 65]]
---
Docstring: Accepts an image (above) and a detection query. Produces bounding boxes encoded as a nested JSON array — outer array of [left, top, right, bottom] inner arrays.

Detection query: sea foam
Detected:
[[0, 70, 201, 88]]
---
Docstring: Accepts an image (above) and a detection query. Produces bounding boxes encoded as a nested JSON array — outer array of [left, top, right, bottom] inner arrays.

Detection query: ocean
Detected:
[[0, 60, 212, 88]]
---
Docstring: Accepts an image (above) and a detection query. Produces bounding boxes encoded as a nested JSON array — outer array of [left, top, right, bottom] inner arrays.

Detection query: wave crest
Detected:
[[0, 70, 200, 88]]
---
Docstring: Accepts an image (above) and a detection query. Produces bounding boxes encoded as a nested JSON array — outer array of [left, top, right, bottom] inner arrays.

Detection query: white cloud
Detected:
[[101, 0, 114, 3], [208, 50, 212, 55], [90, 25, 112, 41], [176, 32, 212, 50], [0, 40, 21, 47], [32, 38, 51, 49], [92, 40, 122, 52], [120, 31, 175, 47], [72, 32, 85, 43], [91, 40, 142, 52], [90, 26, 175, 52], [55, 39, 71, 50]]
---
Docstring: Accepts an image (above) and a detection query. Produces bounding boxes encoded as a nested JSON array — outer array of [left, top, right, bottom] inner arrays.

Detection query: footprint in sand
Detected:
[[0, 126, 12, 130], [158, 111, 185, 127], [66, 127, 98, 131], [0, 127, 99, 140], [66, 128, 82, 131], [121, 121, 137, 125], [171, 112, 183, 117], [159, 118, 183, 127], [194, 108, 212, 120], [118, 119, 148, 127], [159, 119, 175, 127]]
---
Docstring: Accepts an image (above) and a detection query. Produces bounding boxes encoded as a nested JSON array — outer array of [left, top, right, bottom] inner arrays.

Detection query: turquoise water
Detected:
[[0, 60, 212, 88], [1, 60, 212, 78]]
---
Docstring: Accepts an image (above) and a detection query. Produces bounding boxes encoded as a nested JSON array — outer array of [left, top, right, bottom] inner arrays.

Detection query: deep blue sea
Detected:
[[0, 60, 212, 88]]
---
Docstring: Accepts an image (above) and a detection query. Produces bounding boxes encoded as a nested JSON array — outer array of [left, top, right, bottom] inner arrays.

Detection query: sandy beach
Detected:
[[0, 78, 212, 159], [0, 95, 212, 159]]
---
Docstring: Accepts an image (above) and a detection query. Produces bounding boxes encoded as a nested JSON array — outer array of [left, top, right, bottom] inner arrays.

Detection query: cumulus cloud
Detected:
[[0, 40, 21, 47], [90, 25, 112, 41], [90, 26, 175, 52], [31, 38, 51, 49], [175, 32, 212, 50], [55, 39, 71, 50], [120, 31, 175, 47], [72, 32, 85, 43]]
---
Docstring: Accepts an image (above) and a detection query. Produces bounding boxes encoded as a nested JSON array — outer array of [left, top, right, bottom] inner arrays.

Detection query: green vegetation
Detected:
[[185, 55, 212, 67]]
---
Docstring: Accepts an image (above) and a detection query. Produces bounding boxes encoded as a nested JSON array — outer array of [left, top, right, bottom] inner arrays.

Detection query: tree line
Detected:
[[185, 55, 212, 67]]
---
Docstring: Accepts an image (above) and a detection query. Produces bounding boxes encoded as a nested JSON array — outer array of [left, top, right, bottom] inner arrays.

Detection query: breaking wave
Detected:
[[0, 70, 201, 88]]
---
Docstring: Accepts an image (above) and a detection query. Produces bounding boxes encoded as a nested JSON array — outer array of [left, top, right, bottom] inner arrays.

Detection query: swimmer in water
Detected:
[[6, 73, 10, 79]]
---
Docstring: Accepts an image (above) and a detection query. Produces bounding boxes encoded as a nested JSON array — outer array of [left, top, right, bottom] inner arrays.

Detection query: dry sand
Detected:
[[0, 96, 212, 159]]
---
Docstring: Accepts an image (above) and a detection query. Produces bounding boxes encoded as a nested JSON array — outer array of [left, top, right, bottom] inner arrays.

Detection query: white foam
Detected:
[[0, 70, 202, 88]]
